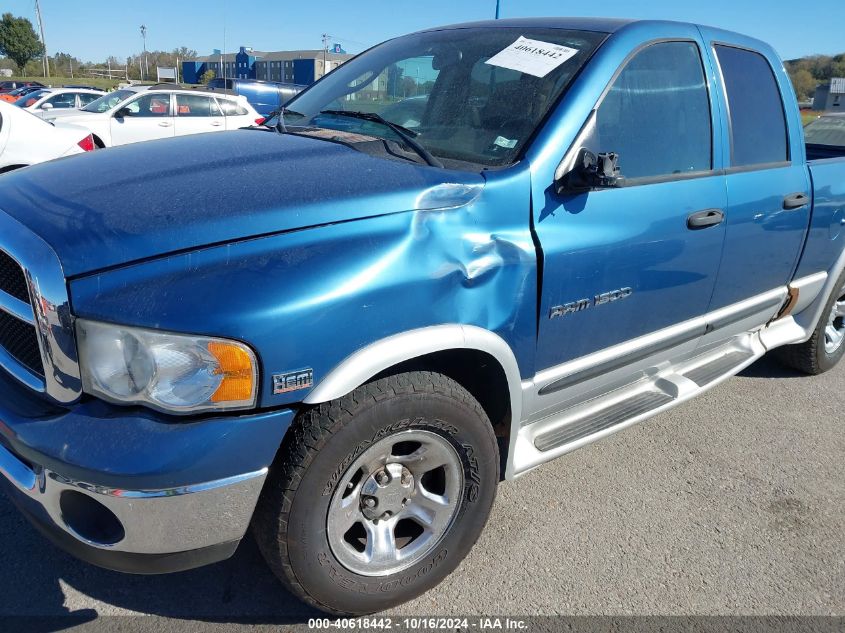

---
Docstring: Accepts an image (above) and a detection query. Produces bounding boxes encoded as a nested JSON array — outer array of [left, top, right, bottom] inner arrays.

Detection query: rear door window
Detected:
[[715, 45, 789, 167], [176, 94, 222, 117]]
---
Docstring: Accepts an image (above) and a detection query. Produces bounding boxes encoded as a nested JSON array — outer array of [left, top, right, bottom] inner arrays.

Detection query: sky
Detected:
[[5, 0, 844, 63]]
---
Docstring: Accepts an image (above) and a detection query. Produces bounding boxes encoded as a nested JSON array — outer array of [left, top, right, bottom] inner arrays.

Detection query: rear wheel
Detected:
[[775, 269, 845, 374], [252, 371, 499, 614]]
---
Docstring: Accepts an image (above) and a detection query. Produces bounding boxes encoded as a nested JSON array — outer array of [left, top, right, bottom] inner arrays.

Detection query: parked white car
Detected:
[[15, 88, 105, 117], [48, 86, 262, 147], [0, 101, 95, 172]]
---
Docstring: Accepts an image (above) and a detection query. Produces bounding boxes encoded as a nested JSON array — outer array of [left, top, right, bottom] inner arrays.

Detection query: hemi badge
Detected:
[[273, 369, 314, 394]]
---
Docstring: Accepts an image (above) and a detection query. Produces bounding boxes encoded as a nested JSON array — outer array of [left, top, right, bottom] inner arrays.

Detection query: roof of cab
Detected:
[[419, 17, 637, 34]]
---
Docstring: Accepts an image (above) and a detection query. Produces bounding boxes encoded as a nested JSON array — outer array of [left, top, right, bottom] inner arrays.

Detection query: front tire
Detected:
[[775, 269, 845, 374], [252, 371, 499, 615]]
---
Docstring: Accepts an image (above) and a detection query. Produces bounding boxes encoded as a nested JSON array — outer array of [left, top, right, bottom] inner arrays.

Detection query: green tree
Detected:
[[0, 13, 44, 74], [200, 68, 216, 85], [789, 68, 819, 101]]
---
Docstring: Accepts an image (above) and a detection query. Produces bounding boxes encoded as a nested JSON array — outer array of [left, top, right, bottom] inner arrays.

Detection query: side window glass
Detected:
[[590, 41, 712, 180], [124, 94, 171, 117], [176, 94, 220, 117], [715, 45, 789, 166], [46, 93, 77, 109], [218, 99, 248, 116], [78, 93, 100, 106]]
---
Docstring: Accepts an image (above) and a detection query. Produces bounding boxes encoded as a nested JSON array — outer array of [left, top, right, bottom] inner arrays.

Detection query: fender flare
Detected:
[[793, 245, 845, 339], [303, 324, 524, 434]]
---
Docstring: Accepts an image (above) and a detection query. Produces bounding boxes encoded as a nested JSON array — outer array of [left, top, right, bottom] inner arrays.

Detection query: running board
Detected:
[[513, 333, 766, 475], [533, 391, 673, 451]]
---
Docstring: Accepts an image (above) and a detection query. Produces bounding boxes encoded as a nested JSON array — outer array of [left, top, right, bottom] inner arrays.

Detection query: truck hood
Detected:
[[0, 130, 483, 277]]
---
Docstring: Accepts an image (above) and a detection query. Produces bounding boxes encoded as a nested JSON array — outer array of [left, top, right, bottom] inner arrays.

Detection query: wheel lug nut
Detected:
[[363, 497, 376, 508], [376, 471, 389, 485]]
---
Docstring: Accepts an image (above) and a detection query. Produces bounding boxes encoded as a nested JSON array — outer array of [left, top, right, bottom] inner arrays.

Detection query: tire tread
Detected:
[[252, 371, 494, 615]]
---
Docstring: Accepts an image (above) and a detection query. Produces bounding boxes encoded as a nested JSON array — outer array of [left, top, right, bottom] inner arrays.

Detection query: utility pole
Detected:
[[140, 24, 148, 81], [495, 0, 501, 19], [322, 33, 329, 77], [35, 0, 49, 77]]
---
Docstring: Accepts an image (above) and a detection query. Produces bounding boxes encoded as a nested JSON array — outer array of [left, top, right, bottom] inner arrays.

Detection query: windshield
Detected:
[[805, 115, 845, 148], [82, 89, 136, 113], [270, 27, 606, 168], [14, 89, 49, 107]]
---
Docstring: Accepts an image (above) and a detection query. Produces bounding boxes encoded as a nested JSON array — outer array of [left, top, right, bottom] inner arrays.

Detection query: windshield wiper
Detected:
[[257, 107, 306, 133], [319, 109, 443, 168]]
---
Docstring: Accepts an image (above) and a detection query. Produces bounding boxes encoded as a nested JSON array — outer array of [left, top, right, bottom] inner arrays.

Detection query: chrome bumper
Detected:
[[0, 440, 266, 556]]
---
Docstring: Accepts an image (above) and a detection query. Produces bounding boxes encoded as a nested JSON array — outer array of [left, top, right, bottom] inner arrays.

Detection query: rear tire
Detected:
[[775, 269, 845, 374], [252, 371, 499, 615]]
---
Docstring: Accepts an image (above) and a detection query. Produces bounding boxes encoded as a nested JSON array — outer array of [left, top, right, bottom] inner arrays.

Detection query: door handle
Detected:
[[687, 208, 724, 230], [158, 121, 172, 128], [211, 121, 223, 127], [783, 192, 809, 210]]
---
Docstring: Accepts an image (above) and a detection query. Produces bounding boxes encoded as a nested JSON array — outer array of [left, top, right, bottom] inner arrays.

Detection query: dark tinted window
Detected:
[[715, 45, 788, 166], [176, 94, 221, 117], [44, 93, 77, 109], [590, 41, 712, 180]]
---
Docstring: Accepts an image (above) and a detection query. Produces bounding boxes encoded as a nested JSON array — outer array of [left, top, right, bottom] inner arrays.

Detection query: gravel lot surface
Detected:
[[0, 354, 842, 630]]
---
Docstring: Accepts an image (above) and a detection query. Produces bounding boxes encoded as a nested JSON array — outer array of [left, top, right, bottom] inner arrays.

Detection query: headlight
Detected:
[[76, 319, 258, 414]]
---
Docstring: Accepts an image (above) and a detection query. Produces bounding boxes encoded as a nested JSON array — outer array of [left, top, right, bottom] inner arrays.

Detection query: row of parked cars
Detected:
[[0, 83, 270, 172]]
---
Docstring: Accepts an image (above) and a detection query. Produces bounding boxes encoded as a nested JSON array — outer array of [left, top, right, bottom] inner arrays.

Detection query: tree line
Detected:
[[786, 54, 845, 101]]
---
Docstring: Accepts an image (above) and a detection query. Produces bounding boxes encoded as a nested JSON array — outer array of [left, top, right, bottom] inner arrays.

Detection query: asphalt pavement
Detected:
[[0, 353, 842, 629]]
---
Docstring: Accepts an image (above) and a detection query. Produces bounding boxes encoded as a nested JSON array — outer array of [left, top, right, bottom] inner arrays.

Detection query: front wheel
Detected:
[[252, 371, 499, 615]]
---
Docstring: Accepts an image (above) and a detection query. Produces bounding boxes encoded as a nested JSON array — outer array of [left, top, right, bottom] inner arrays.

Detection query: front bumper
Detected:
[[0, 441, 266, 573], [0, 369, 295, 573]]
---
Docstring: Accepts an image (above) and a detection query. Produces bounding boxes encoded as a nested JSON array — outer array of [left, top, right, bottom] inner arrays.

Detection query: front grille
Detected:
[[0, 310, 43, 377], [0, 249, 30, 303]]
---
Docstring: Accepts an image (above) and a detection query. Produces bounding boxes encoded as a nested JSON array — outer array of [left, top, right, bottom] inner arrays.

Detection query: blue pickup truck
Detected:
[[0, 17, 844, 614]]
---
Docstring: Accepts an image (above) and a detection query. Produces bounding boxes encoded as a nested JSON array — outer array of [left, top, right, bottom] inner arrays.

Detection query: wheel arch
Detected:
[[0, 164, 27, 173], [303, 325, 524, 471]]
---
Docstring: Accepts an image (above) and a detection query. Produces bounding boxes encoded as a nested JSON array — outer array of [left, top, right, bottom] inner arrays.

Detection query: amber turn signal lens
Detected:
[[208, 341, 255, 402]]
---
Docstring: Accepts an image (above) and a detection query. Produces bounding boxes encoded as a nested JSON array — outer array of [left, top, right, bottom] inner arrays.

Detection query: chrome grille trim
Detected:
[[0, 287, 34, 324], [0, 211, 81, 404]]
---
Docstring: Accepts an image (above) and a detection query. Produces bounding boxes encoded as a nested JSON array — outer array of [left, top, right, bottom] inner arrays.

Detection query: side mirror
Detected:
[[40, 102, 53, 111], [115, 107, 131, 118], [556, 148, 624, 195]]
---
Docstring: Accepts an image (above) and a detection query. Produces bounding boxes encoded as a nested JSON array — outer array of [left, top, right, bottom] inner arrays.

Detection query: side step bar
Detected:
[[534, 391, 672, 452], [515, 334, 764, 474]]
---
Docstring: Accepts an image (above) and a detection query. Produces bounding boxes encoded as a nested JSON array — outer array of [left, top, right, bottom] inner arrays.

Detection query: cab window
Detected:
[[715, 45, 789, 167], [587, 41, 712, 181]]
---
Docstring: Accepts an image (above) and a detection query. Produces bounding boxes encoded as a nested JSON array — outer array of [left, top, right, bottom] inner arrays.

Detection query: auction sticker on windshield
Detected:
[[485, 36, 579, 78]]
